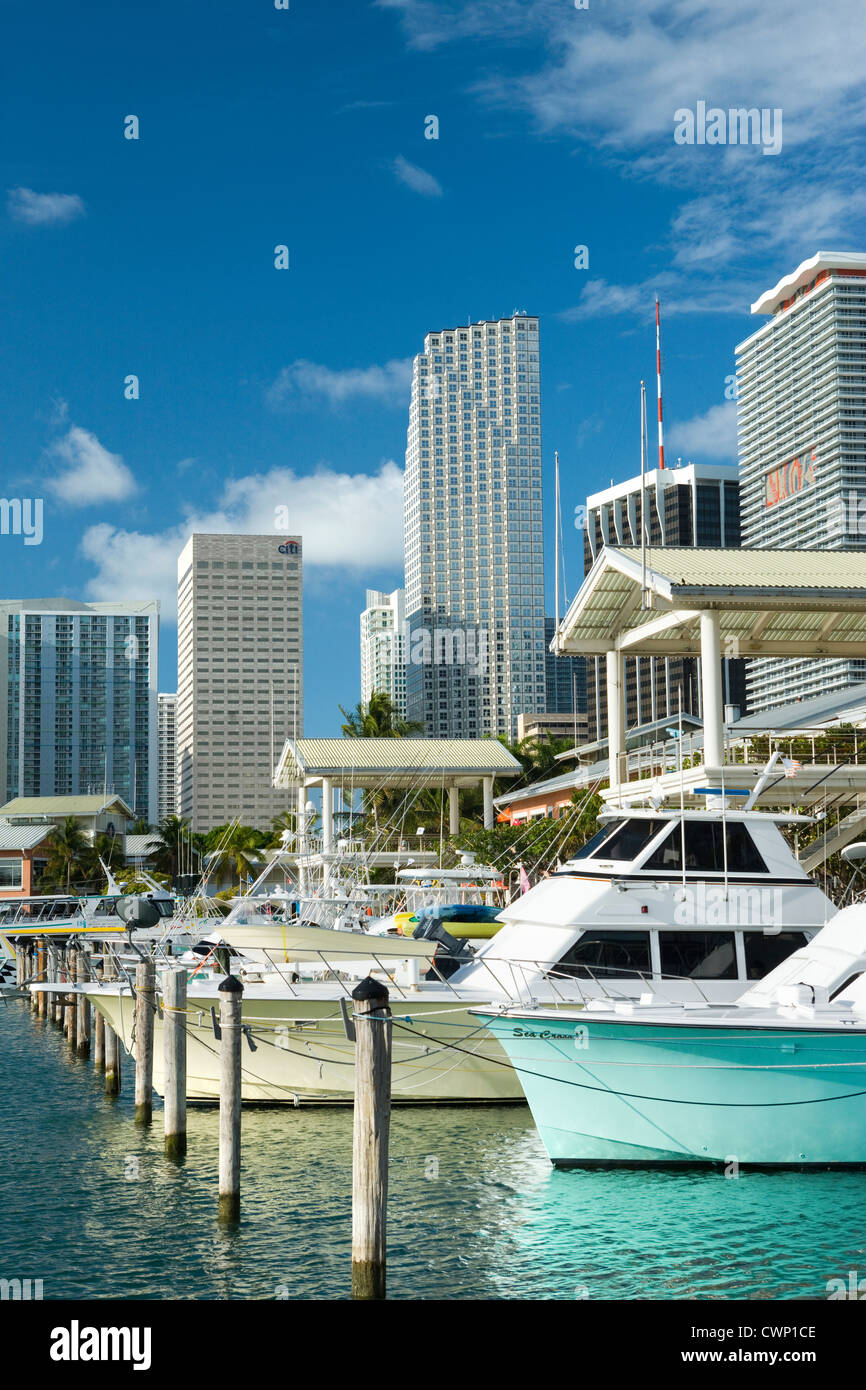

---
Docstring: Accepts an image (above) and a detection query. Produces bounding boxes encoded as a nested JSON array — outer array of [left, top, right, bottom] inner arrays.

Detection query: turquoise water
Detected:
[[2, 999, 866, 1300]]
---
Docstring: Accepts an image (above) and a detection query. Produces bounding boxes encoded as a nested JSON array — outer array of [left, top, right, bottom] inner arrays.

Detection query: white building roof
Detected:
[[274, 737, 522, 789], [751, 251, 866, 316], [555, 546, 866, 658]]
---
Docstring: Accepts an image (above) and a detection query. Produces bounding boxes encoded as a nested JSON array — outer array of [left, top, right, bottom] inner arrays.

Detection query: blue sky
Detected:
[[2, 0, 865, 730]]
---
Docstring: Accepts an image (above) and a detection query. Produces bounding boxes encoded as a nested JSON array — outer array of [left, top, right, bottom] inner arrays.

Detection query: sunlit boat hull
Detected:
[[478, 1012, 866, 1165], [86, 985, 524, 1104]]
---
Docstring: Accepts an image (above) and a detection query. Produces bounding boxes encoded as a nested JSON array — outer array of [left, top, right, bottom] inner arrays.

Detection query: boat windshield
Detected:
[[574, 818, 669, 864]]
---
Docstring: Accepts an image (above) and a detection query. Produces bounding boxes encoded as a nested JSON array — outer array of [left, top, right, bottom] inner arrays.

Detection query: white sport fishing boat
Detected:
[[81, 803, 834, 1104]]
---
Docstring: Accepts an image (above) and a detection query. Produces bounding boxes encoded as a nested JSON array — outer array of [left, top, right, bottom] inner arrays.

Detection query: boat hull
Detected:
[[86, 986, 524, 1104], [480, 1014, 866, 1165]]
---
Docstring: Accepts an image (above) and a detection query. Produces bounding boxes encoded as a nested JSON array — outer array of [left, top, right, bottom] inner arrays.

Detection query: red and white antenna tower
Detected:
[[655, 297, 665, 471]]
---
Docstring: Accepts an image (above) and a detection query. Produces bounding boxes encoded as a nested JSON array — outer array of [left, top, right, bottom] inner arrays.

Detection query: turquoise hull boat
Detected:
[[477, 1011, 866, 1166]]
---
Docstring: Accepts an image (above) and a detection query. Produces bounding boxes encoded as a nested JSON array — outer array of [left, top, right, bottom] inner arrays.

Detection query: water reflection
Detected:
[[2, 1003, 866, 1299]]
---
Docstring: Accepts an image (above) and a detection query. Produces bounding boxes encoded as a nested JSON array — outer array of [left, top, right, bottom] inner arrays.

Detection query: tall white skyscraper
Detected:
[[360, 588, 406, 715], [177, 534, 303, 832], [157, 692, 177, 822], [403, 314, 546, 739], [737, 251, 866, 710], [0, 597, 159, 823]]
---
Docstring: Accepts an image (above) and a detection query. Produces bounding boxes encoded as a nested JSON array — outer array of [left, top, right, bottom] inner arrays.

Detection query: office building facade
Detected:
[[177, 533, 302, 832], [157, 692, 177, 821], [360, 588, 407, 716], [737, 251, 866, 709], [582, 463, 745, 738], [0, 597, 158, 823], [404, 313, 546, 739]]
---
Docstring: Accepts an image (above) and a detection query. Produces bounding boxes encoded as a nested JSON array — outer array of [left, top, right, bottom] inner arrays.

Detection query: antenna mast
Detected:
[[554, 450, 561, 631], [656, 298, 665, 471], [640, 380, 647, 609]]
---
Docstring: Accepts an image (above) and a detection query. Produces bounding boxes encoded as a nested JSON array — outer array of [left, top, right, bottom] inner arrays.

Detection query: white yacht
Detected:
[[80, 804, 835, 1104]]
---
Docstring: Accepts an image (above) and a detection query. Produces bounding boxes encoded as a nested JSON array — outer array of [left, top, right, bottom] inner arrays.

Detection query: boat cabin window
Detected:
[[743, 931, 809, 979], [582, 819, 668, 863], [552, 929, 651, 979], [572, 820, 626, 858], [659, 931, 737, 979], [643, 821, 768, 874]]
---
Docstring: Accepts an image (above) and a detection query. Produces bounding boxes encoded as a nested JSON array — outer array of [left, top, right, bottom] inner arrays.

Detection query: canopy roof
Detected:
[[0, 794, 134, 822], [274, 737, 522, 790], [554, 547, 866, 658]]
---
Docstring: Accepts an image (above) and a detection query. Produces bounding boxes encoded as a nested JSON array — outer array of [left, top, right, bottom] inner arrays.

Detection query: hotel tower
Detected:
[[403, 313, 546, 739]]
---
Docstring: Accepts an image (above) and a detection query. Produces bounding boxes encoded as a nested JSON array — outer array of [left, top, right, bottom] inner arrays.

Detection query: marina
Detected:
[[4, 0, 866, 1351]]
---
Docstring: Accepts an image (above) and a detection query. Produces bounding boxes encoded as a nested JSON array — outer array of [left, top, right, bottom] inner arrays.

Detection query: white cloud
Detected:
[[382, 0, 866, 309], [559, 275, 745, 322], [668, 401, 738, 462], [392, 155, 443, 197], [267, 357, 412, 409], [80, 460, 406, 619], [8, 187, 85, 226], [47, 426, 138, 506]]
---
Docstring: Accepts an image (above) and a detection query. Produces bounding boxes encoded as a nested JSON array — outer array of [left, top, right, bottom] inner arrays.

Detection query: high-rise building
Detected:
[[403, 313, 546, 739], [544, 614, 587, 716], [582, 462, 745, 738], [0, 597, 158, 823], [157, 693, 177, 822], [360, 588, 406, 715], [737, 251, 866, 710], [177, 534, 303, 832]]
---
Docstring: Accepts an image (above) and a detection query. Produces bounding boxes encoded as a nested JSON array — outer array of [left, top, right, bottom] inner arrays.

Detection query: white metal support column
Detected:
[[321, 777, 334, 853], [482, 777, 495, 829], [700, 610, 724, 768], [606, 649, 625, 793], [448, 785, 460, 836]]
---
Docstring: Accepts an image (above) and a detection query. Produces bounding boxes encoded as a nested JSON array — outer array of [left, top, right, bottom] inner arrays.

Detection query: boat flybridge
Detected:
[[77, 797, 837, 1106], [451, 801, 833, 1003], [0, 864, 177, 943]]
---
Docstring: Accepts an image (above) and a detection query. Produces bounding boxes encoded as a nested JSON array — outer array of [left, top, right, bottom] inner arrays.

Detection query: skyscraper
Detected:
[[360, 588, 406, 716], [0, 597, 159, 823], [177, 534, 303, 832], [736, 251, 866, 710], [403, 313, 546, 739], [582, 462, 745, 738], [157, 692, 177, 821]]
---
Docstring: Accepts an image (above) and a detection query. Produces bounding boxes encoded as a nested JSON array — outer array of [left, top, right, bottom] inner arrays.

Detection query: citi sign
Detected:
[[278, 542, 299, 555], [765, 448, 816, 510]]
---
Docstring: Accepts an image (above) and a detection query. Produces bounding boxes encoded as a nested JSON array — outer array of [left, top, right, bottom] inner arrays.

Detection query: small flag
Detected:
[[781, 758, 802, 778], [519, 864, 531, 895]]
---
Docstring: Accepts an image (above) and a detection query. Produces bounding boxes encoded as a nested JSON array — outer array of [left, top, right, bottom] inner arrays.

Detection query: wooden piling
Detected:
[[65, 946, 78, 1049], [104, 954, 122, 1098], [28, 943, 38, 1010], [162, 968, 188, 1160], [34, 940, 45, 1016], [133, 958, 156, 1126], [217, 974, 244, 1223], [93, 957, 105, 1071], [55, 947, 66, 1027], [351, 977, 392, 1301], [76, 950, 91, 1058]]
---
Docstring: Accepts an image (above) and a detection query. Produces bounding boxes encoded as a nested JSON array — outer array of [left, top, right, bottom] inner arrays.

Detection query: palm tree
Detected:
[[44, 817, 91, 893], [206, 824, 266, 888], [129, 817, 152, 835], [339, 691, 423, 738], [150, 814, 193, 878]]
